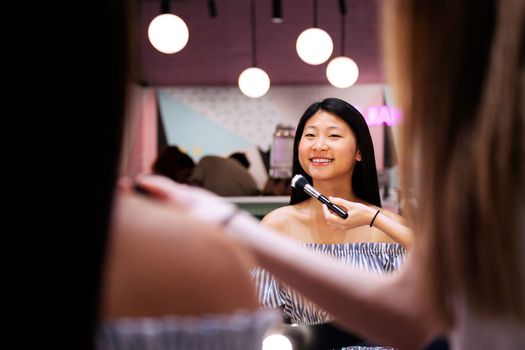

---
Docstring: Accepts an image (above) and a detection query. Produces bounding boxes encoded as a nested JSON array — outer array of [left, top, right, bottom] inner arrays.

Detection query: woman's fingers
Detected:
[[136, 174, 237, 226], [328, 196, 351, 210]]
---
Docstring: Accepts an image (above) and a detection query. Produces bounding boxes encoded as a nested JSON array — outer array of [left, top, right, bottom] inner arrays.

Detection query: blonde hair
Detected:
[[383, 0, 525, 326]]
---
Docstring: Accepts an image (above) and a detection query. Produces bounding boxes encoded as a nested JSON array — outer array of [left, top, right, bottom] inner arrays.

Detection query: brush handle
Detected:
[[318, 195, 348, 219]]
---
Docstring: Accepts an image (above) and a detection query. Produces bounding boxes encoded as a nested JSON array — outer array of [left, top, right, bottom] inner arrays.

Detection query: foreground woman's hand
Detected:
[[135, 175, 238, 227], [321, 197, 375, 230]]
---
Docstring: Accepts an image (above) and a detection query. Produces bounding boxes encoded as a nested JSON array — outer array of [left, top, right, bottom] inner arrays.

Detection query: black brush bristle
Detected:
[[291, 174, 309, 190]]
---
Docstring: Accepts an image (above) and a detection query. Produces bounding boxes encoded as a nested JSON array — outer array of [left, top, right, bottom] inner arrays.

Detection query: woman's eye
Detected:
[[304, 133, 315, 137], [330, 134, 342, 138]]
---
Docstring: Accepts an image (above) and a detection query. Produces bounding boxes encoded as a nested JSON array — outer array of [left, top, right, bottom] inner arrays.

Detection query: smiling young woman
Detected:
[[251, 97, 412, 349], [261, 97, 408, 245]]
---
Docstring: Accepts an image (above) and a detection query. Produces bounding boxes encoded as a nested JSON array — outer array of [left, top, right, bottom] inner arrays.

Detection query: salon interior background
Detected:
[[124, 0, 397, 187]]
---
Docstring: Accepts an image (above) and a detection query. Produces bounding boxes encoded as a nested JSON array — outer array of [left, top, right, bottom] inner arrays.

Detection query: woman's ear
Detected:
[[356, 150, 362, 162]]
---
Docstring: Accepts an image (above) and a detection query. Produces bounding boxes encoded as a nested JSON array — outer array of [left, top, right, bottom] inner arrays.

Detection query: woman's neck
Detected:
[[311, 177, 358, 202]]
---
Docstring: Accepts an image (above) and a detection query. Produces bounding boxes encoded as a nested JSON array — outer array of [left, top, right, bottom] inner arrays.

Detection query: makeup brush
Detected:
[[291, 174, 348, 219]]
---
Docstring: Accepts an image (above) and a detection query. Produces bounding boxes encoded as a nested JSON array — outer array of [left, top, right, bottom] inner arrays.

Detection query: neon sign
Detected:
[[355, 105, 402, 126]]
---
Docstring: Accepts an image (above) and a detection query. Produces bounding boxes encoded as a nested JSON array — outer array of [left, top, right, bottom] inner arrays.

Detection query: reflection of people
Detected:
[[252, 97, 410, 349], [137, 0, 525, 348], [228, 152, 251, 169], [262, 177, 292, 196], [190, 154, 259, 196], [151, 145, 195, 184], [262, 97, 411, 247]]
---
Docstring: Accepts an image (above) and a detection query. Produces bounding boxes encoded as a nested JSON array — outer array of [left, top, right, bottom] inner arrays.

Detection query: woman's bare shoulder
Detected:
[[102, 193, 259, 320], [260, 205, 296, 229]]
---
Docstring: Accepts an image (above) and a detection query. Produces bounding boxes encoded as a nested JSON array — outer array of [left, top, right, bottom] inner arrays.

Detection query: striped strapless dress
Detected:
[[96, 309, 279, 350], [251, 242, 406, 350]]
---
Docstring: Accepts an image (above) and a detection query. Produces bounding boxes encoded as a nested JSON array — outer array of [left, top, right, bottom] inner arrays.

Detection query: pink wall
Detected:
[[120, 85, 158, 178]]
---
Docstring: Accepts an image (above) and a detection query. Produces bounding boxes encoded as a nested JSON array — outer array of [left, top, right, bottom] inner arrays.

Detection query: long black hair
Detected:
[[290, 98, 381, 207]]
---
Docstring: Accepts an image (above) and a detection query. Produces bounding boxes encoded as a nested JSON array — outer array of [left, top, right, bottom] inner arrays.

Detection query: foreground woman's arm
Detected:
[[138, 175, 442, 349]]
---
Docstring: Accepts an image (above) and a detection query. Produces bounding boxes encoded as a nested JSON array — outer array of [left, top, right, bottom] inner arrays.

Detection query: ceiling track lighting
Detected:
[[271, 0, 283, 23], [148, 0, 189, 54], [326, 0, 359, 88], [296, 0, 333, 65], [238, 0, 271, 98]]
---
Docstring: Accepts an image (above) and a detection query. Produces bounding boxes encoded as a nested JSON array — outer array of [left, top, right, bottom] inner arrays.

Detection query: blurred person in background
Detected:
[[190, 153, 259, 196], [151, 145, 195, 184]]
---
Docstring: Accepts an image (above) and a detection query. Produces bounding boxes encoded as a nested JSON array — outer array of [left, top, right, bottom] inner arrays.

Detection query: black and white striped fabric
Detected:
[[96, 309, 280, 350], [251, 242, 406, 325]]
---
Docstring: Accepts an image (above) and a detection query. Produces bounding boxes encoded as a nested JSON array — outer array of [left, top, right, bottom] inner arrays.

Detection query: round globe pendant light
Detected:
[[296, 0, 333, 65], [296, 28, 333, 65], [326, 56, 359, 88], [148, 0, 189, 54], [238, 0, 271, 98], [326, 0, 359, 88], [238, 67, 271, 98]]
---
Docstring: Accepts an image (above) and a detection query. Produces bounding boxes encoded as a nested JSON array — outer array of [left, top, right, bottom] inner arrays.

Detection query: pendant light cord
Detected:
[[339, 0, 347, 56], [250, 0, 257, 67], [313, 0, 318, 28], [161, 0, 170, 14]]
